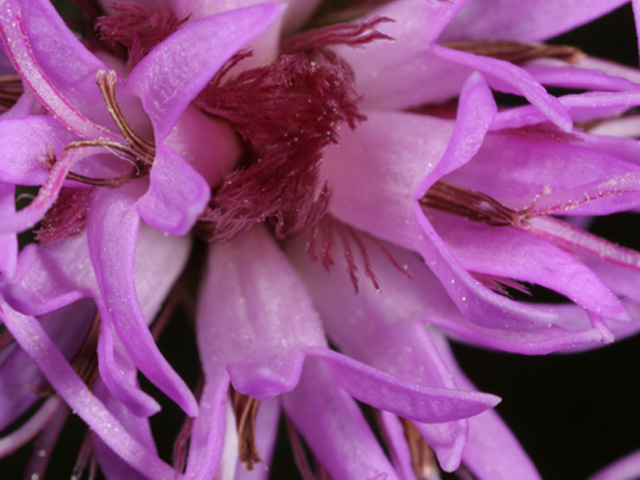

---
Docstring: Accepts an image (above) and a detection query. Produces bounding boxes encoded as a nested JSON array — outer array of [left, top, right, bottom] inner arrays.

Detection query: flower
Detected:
[[0, 0, 639, 479]]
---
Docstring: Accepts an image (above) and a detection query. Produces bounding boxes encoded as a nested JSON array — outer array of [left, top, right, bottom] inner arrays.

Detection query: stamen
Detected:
[[400, 418, 440, 480], [230, 389, 264, 471], [445, 40, 584, 64], [0, 74, 23, 111], [71, 431, 97, 480], [95, 70, 155, 162], [470, 272, 531, 297], [307, 217, 411, 293], [96, 2, 188, 68], [195, 19, 392, 242], [421, 180, 640, 272]]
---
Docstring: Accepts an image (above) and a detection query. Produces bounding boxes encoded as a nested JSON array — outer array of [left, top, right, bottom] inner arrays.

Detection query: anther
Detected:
[[445, 40, 584, 64], [230, 389, 264, 471]]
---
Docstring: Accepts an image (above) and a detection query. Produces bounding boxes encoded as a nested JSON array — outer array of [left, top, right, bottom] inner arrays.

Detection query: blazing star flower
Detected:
[[0, 0, 640, 479]]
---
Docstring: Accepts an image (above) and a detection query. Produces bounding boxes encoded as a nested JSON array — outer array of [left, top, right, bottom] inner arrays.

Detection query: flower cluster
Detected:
[[1, 0, 640, 479]]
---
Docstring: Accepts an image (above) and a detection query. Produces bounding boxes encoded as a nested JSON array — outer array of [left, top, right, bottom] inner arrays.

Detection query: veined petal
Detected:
[[441, 0, 629, 42], [197, 225, 327, 400], [136, 143, 210, 235], [0, 0, 121, 139], [127, 3, 285, 140], [0, 300, 176, 480], [87, 185, 197, 416], [281, 357, 401, 480]]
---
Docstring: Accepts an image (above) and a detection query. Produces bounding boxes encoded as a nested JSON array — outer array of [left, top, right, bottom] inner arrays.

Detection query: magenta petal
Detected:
[[441, 0, 629, 42], [281, 358, 400, 480], [87, 186, 197, 416], [127, 3, 285, 140], [136, 143, 210, 235], [197, 225, 327, 400], [0, 183, 16, 277], [0, 0, 119, 139], [0, 115, 75, 185], [0, 301, 175, 480]]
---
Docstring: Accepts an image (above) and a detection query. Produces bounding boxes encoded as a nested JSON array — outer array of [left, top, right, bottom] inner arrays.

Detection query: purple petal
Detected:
[[127, 3, 285, 140], [184, 374, 230, 480], [92, 380, 157, 480], [429, 330, 542, 480], [135, 143, 210, 235], [0, 0, 120, 139], [87, 185, 197, 416], [281, 357, 401, 480], [589, 449, 640, 480], [441, 0, 629, 42], [0, 300, 176, 480], [0, 115, 75, 185], [0, 183, 17, 277], [313, 348, 500, 424], [197, 225, 326, 400]]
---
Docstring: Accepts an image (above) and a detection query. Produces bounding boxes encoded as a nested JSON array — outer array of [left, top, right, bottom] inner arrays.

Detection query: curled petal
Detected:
[[136, 143, 210, 235], [87, 185, 197, 416], [128, 3, 286, 139]]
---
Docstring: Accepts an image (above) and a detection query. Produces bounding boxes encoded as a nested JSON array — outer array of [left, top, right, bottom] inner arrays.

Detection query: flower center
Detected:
[[195, 18, 391, 243]]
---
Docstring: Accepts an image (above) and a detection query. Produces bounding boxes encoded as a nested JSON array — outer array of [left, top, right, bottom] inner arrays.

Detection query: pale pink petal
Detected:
[[0, 183, 17, 277], [589, 450, 640, 480]]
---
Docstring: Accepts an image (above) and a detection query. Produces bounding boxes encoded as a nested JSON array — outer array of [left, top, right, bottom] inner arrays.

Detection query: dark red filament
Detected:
[[195, 19, 392, 243], [96, 2, 188, 68]]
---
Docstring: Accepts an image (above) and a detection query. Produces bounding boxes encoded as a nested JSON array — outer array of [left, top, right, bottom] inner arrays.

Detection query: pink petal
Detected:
[[197, 225, 327, 400], [589, 449, 640, 480], [136, 143, 211, 235], [87, 185, 197, 416], [127, 3, 285, 140]]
